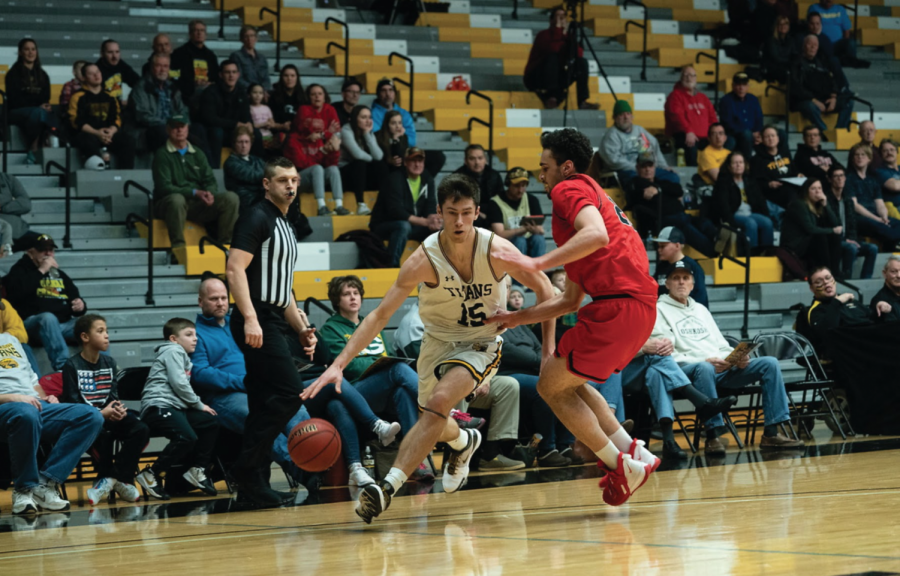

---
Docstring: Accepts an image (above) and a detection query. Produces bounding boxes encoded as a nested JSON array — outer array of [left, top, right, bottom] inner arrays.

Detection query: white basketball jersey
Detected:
[[418, 228, 508, 343]]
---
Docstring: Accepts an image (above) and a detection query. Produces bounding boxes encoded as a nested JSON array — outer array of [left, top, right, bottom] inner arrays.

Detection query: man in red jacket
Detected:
[[523, 7, 598, 110], [664, 66, 719, 167]]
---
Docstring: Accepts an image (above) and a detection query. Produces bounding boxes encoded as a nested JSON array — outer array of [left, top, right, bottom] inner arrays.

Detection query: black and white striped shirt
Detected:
[[231, 199, 298, 308]]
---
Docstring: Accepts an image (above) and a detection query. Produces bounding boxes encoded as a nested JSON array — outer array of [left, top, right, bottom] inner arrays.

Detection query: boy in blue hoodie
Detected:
[[137, 318, 219, 500]]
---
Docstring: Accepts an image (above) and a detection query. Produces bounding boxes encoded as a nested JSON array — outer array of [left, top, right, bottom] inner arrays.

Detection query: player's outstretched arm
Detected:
[[489, 276, 584, 330], [301, 248, 435, 400]]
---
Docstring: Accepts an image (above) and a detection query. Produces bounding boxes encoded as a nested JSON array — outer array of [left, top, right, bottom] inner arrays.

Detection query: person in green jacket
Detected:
[[151, 114, 240, 249], [780, 177, 843, 275], [319, 275, 419, 438]]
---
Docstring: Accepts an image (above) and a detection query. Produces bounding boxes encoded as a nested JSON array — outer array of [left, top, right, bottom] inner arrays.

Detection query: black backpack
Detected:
[[335, 230, 394, 269]]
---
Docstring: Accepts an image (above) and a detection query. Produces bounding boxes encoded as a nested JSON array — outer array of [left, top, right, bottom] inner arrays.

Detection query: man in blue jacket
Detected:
[[718, 72, 763, 160]]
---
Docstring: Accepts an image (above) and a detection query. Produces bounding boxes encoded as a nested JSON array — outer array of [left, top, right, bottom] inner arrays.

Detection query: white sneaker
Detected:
[[87, 477, 117, 506], [373, 420, 401, 446], [627, 439, 661, 474], [114, 481, 141, 503], [356, 202, 371, 216], [84, 155, 107, 171], [136, 466, 170, 501], [442, 429, 481, 494], [349, 466, 376, 487], [12, 490, 37, 516], [32, 482, 70, 512], [183, 466, 218, 496]]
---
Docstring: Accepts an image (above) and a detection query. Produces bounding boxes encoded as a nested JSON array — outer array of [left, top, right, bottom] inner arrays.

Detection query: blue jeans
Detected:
[[24, 313, 76, 371], [9, 106, 59, 146], [372, 220, 431, 267], [510, 233, 547, 259], [680, 357, 790, 427], [511, 373, 558, 451], [594, 372, 625, 423], [0, 400, 103, 491], [617, 168, 681, 186], [857, 216, 900, 245], [302, 377, 381, 466], [733, 213, 774, 248], [662, 212, 718, 257], [766, 201, 785, 230], [206, 391, 310, 467], [353, 362, 419, 435], [621, 355, 696, 423], [21, 344, 42, 379], [795, 98, 854, 132], [841, 240, 878, 279]]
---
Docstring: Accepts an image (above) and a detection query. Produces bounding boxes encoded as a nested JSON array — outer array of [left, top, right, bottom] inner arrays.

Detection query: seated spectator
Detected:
[[795, 125, 841, 188], [790, 35, 854, 132], [283, 83, 349, 216], [802, 267, 891, 345], [230, 25, 271, 93], [68, 63, 135, 170], [711, 152, 774, 252], [454, 144, 505, 206], [845, 143, 900, 250], [804, 12, 836, 61], [392, 301, 423, 357], [132, 53, 208, 154], [335, 77, 362, 126], [339, 105, 387, 216], [0, 331, 104, 515], [656, 264, 804, 448], [376, 110, 409, 174], [697, 122, 731, 186], [870, 256, 900, 322], [665, 66, 719, 167], [96, 40, 139, 106], [268, 65, 306, 134], [141, 33, 173, 78], [828, 165, 877, 279], [171, 20, 219, 109], [61, 314, 148, 505], [849, 120, 881, 170], [223, 127, 266, 211], [629, 155, 717, 256], [137, 318, 220, 500], [523, 7, 597, 111], [152, 114, 240, 250], [0, 173, 32, 241], [653, 227, 710, 308], [59, 59, 87, 111], [320, 276, 419, 441], [781, 177, 842, 274], [873, 139, 900, 213], [6, 39, 59, 165], [369, 147, 440, 267], [199, 59, 260, 168], [371, 78, 446, 177], [248, 84, 277, 151], [808, 0, 868, 68], [485, 167, 546, 258], [0, 288, 41, 376], [763, 16, 797, 83], [751, 125, 799, 210], [718, 72, 763, 160], [599, 100, 679, 185], [5, 233, 87, 372]]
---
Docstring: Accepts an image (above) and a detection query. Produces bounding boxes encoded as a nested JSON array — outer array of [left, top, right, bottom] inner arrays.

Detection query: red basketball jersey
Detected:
[[550, 174, 658, 307]]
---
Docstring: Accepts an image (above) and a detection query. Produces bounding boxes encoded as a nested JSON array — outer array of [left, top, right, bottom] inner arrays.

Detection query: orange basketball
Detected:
[[288, 418, 342, 472]]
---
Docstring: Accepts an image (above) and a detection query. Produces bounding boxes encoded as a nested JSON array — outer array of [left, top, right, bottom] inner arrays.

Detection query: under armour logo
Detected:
[[446, 275, 455, 282]]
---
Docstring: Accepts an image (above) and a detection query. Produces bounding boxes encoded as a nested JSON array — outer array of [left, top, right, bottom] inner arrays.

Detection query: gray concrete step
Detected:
[[77, 277, 200, 299]]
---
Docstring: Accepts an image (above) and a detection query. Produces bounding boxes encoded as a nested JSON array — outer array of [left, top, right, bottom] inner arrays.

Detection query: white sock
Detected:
[[349, 462, 364, 472], [446, 428, 469, 451], [384, 467, 408, 493], [316, 198, 326, 208], [609, 427, 634, 453], [334, 198, 343, 207], [595, 441, 620, 470]]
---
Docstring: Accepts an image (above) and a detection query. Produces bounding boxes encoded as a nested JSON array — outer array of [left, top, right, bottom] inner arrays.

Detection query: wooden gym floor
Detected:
[[1, 431, 899, 575]]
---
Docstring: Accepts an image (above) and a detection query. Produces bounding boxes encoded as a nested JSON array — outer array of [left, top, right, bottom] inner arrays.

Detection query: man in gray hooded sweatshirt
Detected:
[[137, 317, 219, 500]]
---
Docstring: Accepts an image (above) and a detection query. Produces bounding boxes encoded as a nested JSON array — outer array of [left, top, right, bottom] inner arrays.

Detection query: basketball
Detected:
[[288, 418, 342, 472]]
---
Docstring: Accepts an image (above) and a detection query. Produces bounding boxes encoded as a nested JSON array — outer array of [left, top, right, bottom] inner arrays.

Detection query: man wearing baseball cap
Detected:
[[718, 72, 764, 159], [484, 167, 546, 258], [652, 226, 709, 308], [370, 78, 445, 177], [4, 232, 88, 372], [599, 99, 679, 185]]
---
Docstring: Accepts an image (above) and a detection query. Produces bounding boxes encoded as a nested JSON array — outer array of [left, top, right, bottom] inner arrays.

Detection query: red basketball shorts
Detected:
[[555, 296, 657, 383]]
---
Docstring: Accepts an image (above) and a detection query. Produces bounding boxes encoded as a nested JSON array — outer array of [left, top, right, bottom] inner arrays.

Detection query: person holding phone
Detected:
[[485, 167, 546, 258]]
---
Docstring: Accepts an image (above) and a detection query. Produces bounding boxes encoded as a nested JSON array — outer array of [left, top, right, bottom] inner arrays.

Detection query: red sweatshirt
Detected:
[[283, 103, 341, 169], [524, 27, 584, 77], [664, 82, 718, 138]]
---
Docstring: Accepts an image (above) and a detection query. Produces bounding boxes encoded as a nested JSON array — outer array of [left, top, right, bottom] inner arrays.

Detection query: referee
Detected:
[[226, 156, 316, 506]]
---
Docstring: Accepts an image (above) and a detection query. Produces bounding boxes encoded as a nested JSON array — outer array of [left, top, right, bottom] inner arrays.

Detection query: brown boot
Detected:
[[760, 433, 805, 449], [704, 437, 727, 456]]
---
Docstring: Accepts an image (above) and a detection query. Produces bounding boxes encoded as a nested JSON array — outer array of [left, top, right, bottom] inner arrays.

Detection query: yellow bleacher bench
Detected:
[[299, 191, 378, 216], [324, 55, 406, 76], [134, 220, 207, 249], [439, 28, 502, 43], [263, 21, 342, 42], [699, 257, 784, 284], [358, 72, 438, 93], [294, 269, 416, 300], [298, 38, 374, 59]]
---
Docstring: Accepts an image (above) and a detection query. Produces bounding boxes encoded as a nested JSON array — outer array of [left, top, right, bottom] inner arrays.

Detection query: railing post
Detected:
[[466, 91, 494, 165], [326, 17, 349, 80], [260, 0, 282, 72], [199, 235, 230, 271], [124, 180, 156, 305], [389, 52, 415, 115], [44, 151, 73, 249], [218, 0, 226, 39], [695, 51, 720, 107], [0, 89, 7, 174], [718, 223, 751, 339], [624, 0, 648, 81]]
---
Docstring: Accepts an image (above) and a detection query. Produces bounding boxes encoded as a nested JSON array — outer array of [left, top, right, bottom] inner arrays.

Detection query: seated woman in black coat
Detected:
[[763, 16, 797, 84], [781, 177, 843, 275], [711, 151, 774, 252]]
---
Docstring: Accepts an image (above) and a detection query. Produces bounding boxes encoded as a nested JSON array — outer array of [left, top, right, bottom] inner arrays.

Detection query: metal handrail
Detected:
[[45, 151, 73, 249], [199, 235, 229, 270], [764, 73, 790, 139], [218, 0, 226, 39], [466, 90, 494, 164], [260, 0, 283, 72], [841, 0, 859, 43], [851, 95, 874, 121], [846, 119, 860, 132], [123, 180, 155, 305], [624, 0, 648, 81], [303, 296, 334, 317], [0, 89, 7, 174], [695, 51, 720, 107], [325, 17, 349, 80], [389, 52, 415, 115], [718, 222, 752, 339]]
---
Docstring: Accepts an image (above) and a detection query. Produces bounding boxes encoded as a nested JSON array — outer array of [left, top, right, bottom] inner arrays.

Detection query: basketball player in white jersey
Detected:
[[303, 174, 556, 524]]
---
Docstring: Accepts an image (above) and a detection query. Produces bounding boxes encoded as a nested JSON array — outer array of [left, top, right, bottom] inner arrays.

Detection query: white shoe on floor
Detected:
[[32, 481, 70, 512], [114, 481, 141, 503], [87, 477, 117, 506], [12, 490, 37, 516], [442, 429, 482, 493]]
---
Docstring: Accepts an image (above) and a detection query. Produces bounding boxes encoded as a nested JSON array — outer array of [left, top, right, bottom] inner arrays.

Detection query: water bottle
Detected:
[[363, 446, 375, 472], [683, 188, 693, 210], [676, 148, 686, 167], [47, 127, 60, 148]]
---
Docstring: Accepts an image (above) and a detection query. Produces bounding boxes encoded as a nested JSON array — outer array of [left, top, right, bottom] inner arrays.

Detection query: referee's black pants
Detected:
[[231, 302, 305, 477]]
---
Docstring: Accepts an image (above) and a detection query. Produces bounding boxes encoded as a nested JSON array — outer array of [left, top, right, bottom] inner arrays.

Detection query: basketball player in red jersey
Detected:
[[489, 128, 661, 505]]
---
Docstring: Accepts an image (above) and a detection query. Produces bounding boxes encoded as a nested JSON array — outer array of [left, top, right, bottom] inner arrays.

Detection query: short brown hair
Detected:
[[163, 317, 195, 340], [327, 275, 364, 310], [74, 314, 106, 344], [438, 173, 481, 209], [233, 125, 254, 146], [849, 142, 873, 161], [264, 156, 296, 180]]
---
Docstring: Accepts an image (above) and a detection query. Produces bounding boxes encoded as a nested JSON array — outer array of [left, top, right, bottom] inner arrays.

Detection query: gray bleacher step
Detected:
[[103, 306, 212, 329], [15, 175, 61, 189], [38, 224, 133, 239], [91, 294, 201, 310], [23, 212, 112, 225], [51, 250, 170, 268], [406, 40, 470, 57], [25, 187, 71, 200], [30, 199, 97, 214], [74, 264, 187, 279], [714, 312, 784, 330], [375, 25, 439, 42], [708, 286, 738, 302], [77, 277, 200, 299], [108, 327, 167, 341], [65, 237, 150, 250], [709, 299, 762, 313]]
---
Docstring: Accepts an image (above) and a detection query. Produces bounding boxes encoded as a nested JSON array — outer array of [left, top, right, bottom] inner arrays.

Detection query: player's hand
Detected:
[[301, 365, 343, 400], [485, 308, 523, 330], [244, 316, 263, 348], [299, 327, 317, 359], [201, 404, 217, 416], [491, 248, 541, 275]]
